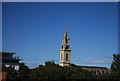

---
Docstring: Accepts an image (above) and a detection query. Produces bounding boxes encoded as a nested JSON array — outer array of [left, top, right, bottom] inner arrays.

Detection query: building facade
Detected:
[[59, 26, 71, 66], [78, 66, 110, 75], [1, 52, 22, 70]]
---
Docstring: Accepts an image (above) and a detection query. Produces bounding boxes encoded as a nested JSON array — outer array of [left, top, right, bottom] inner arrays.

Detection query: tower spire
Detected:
[[65, 24, 68, 34]]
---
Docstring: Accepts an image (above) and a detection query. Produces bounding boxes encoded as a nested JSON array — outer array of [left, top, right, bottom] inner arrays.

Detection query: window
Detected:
[[61, 53, 62, 61], [66, 46, 69, 49], [62, 46, 63, 49], [102, 71, 104, 74], [66, 39, 67, 43], [66, 53, 68, 61]]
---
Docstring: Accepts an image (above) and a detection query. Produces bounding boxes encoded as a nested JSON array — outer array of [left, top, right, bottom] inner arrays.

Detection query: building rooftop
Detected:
[[0, 52, 16, 54], [78, 65, 108, 69], [2, 58, 22, 60]]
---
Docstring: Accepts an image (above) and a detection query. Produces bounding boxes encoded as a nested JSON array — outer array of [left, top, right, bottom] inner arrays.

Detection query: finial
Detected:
[[65, 24, 68, 34]]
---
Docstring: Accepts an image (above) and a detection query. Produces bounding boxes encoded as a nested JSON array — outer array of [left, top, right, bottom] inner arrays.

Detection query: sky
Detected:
[[2, 2, 118, 68]]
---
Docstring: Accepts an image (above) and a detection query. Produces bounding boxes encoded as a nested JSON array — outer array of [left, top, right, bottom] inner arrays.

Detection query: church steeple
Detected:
[[59, 25, 71, 67], [65, 24, 68, 34], [64, 24, 68, 38]]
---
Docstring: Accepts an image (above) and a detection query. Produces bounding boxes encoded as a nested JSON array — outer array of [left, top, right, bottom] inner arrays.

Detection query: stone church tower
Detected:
[[59, 25, 71, 66]]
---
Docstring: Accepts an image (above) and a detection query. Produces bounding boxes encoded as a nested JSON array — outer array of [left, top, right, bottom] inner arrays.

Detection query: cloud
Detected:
[[103, 56, 112, 59], [85, 61, 110, 65], [25, 62, 39, 69]]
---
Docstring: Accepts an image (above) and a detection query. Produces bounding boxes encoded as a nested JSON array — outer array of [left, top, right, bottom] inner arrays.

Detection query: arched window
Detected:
[[66, 53, 68, 61], [66, 39, 68, 43], [62, 46, 63, 49], [61, 53, 62, 61]]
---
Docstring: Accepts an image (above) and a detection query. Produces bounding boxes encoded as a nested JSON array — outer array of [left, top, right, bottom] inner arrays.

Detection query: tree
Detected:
[[111, 54, 120, 73], [45, 61, 55, 67], [17, 63, 30, 81], [6, 65, 17, 80], [29, 61, 94, 81], [70, 63, 78, 67], [18, 63, 29, 74], [110, 54, 120, 80], [2, 65, 8, 72], [3, 63, 30, 81]]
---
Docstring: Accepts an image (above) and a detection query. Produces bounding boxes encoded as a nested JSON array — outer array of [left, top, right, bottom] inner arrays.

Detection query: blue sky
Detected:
[[2, 2, 118, 68]]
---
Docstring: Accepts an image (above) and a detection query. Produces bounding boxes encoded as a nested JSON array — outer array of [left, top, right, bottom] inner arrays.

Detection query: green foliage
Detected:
[[111, 54, 120, 73], [70, 63, 78, 67], [5, 65, 18, 80], [110, 54, 120, 81], [17, 63, 30, 81], [29, 61, 94, 80], [2, 63, 30, 81], [2, 65, 8, 72], [3, 57, 120, 81], [45, 60, 55, 67], [19, 63, 29, 74]]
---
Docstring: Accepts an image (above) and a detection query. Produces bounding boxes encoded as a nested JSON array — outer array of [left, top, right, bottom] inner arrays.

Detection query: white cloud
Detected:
[[25, 62, 39, 69], [103, 56, 112, 59], [85, 61, 110, 64]]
